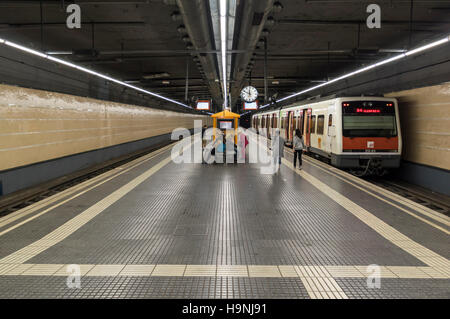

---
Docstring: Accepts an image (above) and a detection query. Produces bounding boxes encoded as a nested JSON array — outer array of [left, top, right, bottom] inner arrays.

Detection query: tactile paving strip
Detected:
[[28, 161, 423, 267], [0, 276, 310, 299], [0, 139, 448, 299], [335, 278, 450, 299]]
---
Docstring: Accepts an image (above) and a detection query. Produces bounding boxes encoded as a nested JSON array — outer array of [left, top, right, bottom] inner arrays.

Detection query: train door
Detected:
[[260, 116, 264, 135], [287, 111, 294, 142], [280, 113, 285, 139], [294, 113, 299, 136], [326, 113, 335, 154], [270, 114, 276, 139], [273, 113, 277, 139], [299, 110, 304, 135], [303, 108, 312, 147]]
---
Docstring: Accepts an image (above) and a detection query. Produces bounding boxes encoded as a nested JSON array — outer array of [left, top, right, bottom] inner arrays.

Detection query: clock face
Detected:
[[240, 86, 258, 102]]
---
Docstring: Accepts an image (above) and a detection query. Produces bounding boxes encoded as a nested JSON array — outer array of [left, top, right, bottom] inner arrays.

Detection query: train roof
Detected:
[[252, 94, 396, 116]]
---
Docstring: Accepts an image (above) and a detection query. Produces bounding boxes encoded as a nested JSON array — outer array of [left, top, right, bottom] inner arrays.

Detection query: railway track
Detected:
[[286, 145, 450, 219], [0, 141, 174, 218], [299, 151, 449, 218], [300, 151, 450, 217], [365, 177, 450, 217], [1, 143, 449, 220]]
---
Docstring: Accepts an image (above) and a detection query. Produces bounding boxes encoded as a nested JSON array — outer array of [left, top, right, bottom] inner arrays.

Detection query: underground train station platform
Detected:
[[1, 0, 450, 308], [0, 140, 448, 299]]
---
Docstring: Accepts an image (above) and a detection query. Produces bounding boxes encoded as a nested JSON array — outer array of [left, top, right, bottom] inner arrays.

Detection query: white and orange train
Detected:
[[251, 96, 402, 175]]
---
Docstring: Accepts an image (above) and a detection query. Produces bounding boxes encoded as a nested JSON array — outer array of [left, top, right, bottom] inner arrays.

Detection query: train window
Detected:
[[311, 115, 316, 134], [328, 114, 333, 126], [317, 115, 325, 135], [274, 116, 278, 128]]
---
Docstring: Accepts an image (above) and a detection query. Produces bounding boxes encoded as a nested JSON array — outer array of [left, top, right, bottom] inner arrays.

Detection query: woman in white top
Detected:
[[292, 129, 304, 169]]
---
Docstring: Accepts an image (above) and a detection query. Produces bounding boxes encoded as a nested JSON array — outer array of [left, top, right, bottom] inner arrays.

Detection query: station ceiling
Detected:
[[0, 0, 449, 113]]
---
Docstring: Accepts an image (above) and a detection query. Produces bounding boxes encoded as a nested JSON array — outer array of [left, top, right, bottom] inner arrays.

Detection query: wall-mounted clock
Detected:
[[240, 86, 258, 103]]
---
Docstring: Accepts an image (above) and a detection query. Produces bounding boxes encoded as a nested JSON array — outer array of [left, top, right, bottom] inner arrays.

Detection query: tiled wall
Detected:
[[387, 83, 450, 171], [0, 84, 211, 171]]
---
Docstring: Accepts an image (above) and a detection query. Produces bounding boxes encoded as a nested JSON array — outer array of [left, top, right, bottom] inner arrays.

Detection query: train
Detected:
[[251, 96, 402, 175]]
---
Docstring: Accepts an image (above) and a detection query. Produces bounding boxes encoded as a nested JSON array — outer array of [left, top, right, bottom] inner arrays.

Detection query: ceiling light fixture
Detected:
[[142, 72, 171, 80], [259, 35, 450, 109], [46, 51, 73, 55], [0, 38, 190, 108]]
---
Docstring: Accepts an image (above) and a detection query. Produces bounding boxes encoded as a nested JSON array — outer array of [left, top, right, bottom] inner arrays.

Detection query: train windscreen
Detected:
[[342, 101, 397, 137]]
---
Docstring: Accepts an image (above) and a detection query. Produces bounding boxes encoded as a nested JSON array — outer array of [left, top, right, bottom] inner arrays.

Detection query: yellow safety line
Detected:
[[0, 143, 175, 229], [283, 149, 450, 233], [260, 133, 449, 232], [300, 151, 449, 225], [0, 143, 175, 236], [281, 156, 450, 269], [0, 140, 191, 264], [254, 135, 449, 270]]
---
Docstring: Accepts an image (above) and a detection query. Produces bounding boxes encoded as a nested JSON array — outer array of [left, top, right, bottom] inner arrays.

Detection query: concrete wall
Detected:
[[386, 83, 450, 171], [385, 84, 450, 195], [0, 84, 212, 196], [0, 84, 210, 172], [0, 132, 171, 196]]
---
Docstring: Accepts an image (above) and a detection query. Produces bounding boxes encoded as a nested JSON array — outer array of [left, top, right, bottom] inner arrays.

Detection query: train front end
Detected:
[[333, 98, 402, 175]]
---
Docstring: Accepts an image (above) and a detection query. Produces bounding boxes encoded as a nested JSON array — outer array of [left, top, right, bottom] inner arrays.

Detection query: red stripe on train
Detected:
[[342, 137, 398, 150]]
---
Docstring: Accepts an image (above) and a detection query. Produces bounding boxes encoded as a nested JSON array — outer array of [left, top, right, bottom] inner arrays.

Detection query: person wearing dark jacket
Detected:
[[293, 129, 304, 169], [202, 125, 208, 148]]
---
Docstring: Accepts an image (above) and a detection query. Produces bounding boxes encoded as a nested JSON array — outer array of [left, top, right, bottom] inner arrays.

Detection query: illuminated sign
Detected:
[[356, 108, 381, 113], [343, 101, 395, 115], [243, 101, 258, 110], [196, 100, 211, 110], [219, 121, 233, 129]]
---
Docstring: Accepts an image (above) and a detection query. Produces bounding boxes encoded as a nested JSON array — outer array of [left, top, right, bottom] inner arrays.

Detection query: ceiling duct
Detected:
[[252, 12, 264, 26], [176, 0, 223, 109], [229, 0, 274, 108], [73, 49, 99, 58], [142, 72, 170, 80], [352, 48, 380, 56]]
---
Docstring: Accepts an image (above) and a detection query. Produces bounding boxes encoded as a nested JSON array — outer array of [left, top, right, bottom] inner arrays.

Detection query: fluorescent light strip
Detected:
[[46, 51, 73, 55], [220, 0, 228, 109], [0, 38, 190, 108], [260, 35, 450, 109]]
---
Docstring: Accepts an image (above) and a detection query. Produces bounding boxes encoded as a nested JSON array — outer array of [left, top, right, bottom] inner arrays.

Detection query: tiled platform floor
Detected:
[[0, 139, 448, 299]]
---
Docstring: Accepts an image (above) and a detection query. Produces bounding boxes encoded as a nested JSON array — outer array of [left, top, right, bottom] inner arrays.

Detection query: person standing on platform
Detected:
[[202, 125, 208, 148], [293, 129, 304, 169], [237, 130, 248, 162], [271, 129, 285, 172]]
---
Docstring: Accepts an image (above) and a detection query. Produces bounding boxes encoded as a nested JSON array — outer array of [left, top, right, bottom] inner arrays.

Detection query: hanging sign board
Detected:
[[243, 101, 258, 110], [196, 100, 211, 110]]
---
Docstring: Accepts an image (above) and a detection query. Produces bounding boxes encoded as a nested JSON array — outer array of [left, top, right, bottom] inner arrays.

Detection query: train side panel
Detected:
[[252, 96, 402, 172]]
